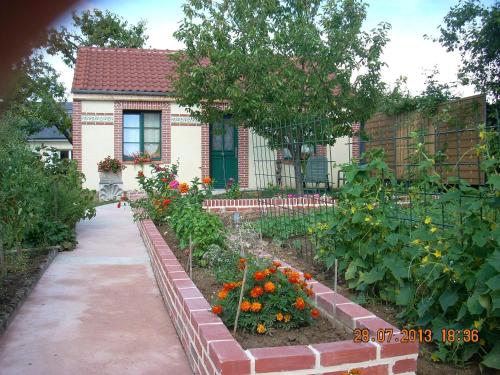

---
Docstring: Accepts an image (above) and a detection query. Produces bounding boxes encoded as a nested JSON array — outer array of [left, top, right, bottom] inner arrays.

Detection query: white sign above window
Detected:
[[171, 115, 201, 125]]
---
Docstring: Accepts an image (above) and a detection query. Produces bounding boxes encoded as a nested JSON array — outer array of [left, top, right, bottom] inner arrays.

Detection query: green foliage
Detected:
[[97, 156, 126, 173], [0, 55, 69, 135], [309, 127, 500, 367], [131, 164, 225, 262], [224, 179, 241, 199], [0, 134, 96, 256], [44, 9, 149, 66], [210, 256, 317, 334], [172, 0, 390, 193], [435, 0, 499, 99]]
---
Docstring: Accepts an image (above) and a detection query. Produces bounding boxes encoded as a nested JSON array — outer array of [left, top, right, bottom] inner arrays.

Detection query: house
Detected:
[[28, 102, 73, 159], [71, 47, 354, 192]]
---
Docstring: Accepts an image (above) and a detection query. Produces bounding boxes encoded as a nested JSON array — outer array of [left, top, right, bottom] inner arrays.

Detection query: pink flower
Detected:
[[169, 180, 179, 189]]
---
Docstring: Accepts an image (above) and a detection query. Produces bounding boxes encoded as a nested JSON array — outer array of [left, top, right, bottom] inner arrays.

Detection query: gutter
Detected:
[[71, 89, 175, 97]]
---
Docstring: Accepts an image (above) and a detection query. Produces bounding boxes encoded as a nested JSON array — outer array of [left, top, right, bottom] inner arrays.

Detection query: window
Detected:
[[123, 111, 161, 160]]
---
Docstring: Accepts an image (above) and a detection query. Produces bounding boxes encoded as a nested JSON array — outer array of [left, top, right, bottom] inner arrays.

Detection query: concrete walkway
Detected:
[[0, 204, 191, 375]]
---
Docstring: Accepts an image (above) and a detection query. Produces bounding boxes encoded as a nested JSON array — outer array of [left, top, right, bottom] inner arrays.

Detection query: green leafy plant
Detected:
[[210, 255, 319, 334], [97, 156, 126, 173]]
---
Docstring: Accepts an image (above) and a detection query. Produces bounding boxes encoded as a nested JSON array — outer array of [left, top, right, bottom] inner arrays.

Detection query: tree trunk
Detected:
[[293, 146, 304, 195]]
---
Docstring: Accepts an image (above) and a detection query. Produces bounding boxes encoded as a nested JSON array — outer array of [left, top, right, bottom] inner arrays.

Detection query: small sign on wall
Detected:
[[81, 114, 114, 123]]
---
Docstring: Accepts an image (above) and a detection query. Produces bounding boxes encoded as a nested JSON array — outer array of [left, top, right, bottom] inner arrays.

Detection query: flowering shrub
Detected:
[[131, 163, 224, 262], [97, 156, 125, 173], [310, 126, 500, 367], [211, 255, 318, 333], [132, 151, 152, 165]]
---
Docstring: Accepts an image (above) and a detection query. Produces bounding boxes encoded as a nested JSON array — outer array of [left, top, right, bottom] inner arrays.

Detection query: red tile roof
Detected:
[[72, 47, 178, 94]]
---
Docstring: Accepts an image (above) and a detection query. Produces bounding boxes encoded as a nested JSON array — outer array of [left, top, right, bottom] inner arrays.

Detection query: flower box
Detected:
[[99, 171, 123, 184], [138, 219, 418, 375]]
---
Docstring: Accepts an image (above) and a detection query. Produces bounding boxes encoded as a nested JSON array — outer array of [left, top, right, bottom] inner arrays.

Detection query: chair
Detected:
[[303, 155, 330, 190]]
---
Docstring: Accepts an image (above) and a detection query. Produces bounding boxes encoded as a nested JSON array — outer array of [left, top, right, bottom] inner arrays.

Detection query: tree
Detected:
[[44, 9, 148, 66], [436, 0, 499, 123], [172, 0, 389, 193], [0, 54, 69, 135]]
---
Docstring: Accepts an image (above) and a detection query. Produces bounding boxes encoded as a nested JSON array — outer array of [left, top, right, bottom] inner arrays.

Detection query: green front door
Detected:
[[210, 119, 238, 189]]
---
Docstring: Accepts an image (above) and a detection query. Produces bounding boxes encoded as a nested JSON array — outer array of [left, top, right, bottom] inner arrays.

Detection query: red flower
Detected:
[[117, 202, 121, 208], [254, 271, 266, 281], [294, 297, 306, 310], [212, 305, 223, 315], [161, 177, 167, 182], [250, 286, 264, 298], [272, 260, 281, 268], [223, 282, 237, 291], [138, 170, 144, 178], [304, 273, 313, 280], [162, 199, 171, 207], [288, 272, 301, 284], [311, 309, 320, 319], [202, 176, 212, 185]]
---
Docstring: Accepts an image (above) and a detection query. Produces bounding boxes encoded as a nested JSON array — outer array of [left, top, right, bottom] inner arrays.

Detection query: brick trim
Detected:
[[352, 122, 361, 162], [114, 101, 171, 164], [72, 101, 82, 171], [238, 127, 249, 188], [138, 219, 418, 375], [201, 124, 210, 179]]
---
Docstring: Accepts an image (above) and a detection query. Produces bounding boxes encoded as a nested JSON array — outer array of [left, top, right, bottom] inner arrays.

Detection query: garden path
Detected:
[[0, 204, 192, 374]]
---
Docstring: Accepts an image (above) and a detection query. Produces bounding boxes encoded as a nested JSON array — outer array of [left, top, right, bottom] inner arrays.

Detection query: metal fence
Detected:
[[250, 94, 490, 268]]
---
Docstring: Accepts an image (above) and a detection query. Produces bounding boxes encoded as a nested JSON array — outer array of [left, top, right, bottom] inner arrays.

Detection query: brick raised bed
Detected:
[[138, 219, 418, 375], [203, 197, 336, 213]]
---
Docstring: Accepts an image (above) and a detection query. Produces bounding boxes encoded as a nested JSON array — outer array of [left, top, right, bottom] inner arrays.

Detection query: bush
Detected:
[[132, 164, 224, 262], [0, 135, 96, 271], [210, 254, 318, 334], [311, 127, 500, 368]]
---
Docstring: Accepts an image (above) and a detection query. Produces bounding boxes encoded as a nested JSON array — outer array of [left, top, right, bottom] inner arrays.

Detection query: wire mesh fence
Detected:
[[250, 94, 492, 270]]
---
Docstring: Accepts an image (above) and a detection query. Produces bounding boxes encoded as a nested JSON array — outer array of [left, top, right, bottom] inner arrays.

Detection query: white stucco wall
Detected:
[[171, 126, 202, 183], [327, 136, 351, 188], [248, 131, 277, 190], [82, 100, 114, 113], [81, 125, 114, 190]]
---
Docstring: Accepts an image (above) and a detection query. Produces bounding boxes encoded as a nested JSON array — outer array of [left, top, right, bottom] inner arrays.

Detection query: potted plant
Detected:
[[97, 156, 126, 184]]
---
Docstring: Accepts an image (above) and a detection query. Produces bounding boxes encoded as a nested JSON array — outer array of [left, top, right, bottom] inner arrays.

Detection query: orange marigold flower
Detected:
[[294, 297, 306, 310], [268, 267, 276, 274], [284, 313, 292, 323], [304, 273, 313, 280], [250, 286, 264, 298], [276, 312, 284, 321], [288, 272, 300, 284], [272, 260, 281, 268], [212, 305, 223, 315], [202, 176, 212, 185], [223, 282, 237, 291], [311, 309, 320, 319], [250, 302, 262, 312], [254, 271, 266, 281], [239, 258, 247, 270], [218, 289, 228, 300], [264, 281, 276, 293], [240, 300, 251, 312], [263, 268, 271, 276], [256, 323, 266, 334], [305, 288, 314, 297], [350, 370, 361, 375], [179, 182, 189, 193]]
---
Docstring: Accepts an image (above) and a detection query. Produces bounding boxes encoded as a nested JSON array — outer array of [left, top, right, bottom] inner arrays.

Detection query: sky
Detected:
[[47, 0, 496, 98]]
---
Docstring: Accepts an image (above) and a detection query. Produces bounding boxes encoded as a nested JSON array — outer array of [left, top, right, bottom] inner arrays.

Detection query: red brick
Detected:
[[174, 279, 196, 289], [169, 270, 190, 281], [380, 334, 419, 358], [249, 346, 315, 373], [336, 303, 375, 329], [208, 340, 250, 375], [312, 341, 376, 367], [178, 287, 204, 300], [393, 358, 417, 373], [183, 297, 211, 316], [191, 310, 223, 334], [198, 324, 234, 351], [316, 292, 352, 314]]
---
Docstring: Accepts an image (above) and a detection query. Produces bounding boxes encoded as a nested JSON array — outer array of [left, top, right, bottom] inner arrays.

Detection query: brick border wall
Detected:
[[114, 101, 171, 164], [203, 197, 336, 213], [138, 219, 418, 375]]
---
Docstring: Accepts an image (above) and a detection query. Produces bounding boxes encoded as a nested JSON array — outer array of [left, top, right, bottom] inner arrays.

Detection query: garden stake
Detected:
[[233, 263, 248, 335], [333, 258, 338, 323]]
